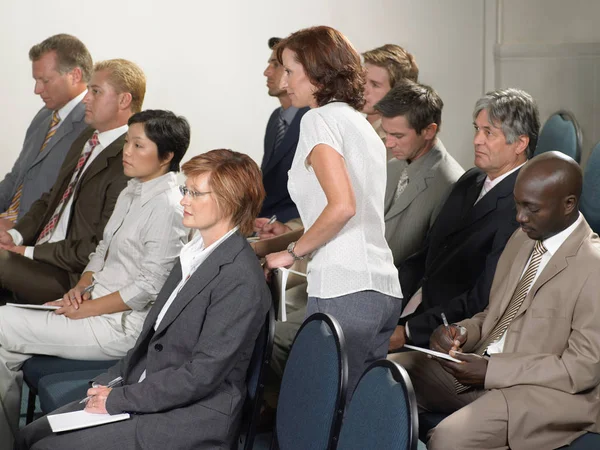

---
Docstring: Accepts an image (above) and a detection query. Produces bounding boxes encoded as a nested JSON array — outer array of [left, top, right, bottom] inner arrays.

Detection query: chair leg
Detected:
[[26, 388, 37, 424]]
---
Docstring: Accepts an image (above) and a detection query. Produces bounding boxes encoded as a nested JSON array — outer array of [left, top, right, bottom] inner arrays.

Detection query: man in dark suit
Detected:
[[0, 34, 92, 226], [388, 88, 541, 349], [257, 37, 309, 226], [0, 59, 146, 305]]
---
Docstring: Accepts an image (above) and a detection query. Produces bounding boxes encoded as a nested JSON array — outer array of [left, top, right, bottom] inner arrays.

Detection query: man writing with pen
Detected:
[[394, 152, 600, 449]]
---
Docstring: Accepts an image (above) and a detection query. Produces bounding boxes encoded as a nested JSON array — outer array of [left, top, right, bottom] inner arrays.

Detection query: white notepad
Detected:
[[277, 267, 307, 322], [47, 410, 130, 433], [5, 303, 60, 311], [404, 345, 463, 363]]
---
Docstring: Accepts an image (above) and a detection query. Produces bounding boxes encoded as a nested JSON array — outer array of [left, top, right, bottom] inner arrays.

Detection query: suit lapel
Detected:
[[30, 102, 85, 168], [262, 107, 308, 176], [497, 234, 535, 316], [515, 220, 590, 317], [261, 109, 279, 172], [76, 134, 125, 192], [385, 145, 442, 220], [153, 232, 246, 337]]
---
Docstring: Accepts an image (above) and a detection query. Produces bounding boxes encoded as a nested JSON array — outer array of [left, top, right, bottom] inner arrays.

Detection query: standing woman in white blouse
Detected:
[[264, 26, 403, 399], [0, 110, 189, 448]]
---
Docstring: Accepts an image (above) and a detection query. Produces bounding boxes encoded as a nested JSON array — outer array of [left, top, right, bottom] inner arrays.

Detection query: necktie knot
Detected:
[[88, 132, 100, 148], [50, 111, 61, 127], [533, 240, 547, 256]]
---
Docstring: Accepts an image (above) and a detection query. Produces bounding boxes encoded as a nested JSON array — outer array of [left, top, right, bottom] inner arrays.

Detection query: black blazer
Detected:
[[95, 232, 271, 450], [260, 106, 309, 223], [398, 167, 521, 346]]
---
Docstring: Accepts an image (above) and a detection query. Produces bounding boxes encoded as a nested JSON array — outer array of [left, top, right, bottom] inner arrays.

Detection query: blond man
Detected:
[[0, 59, 146, 306]]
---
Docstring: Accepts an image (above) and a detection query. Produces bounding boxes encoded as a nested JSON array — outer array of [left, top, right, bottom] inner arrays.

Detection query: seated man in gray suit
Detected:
[[0, 34, 91, 227], [377, 80, 464, 267]]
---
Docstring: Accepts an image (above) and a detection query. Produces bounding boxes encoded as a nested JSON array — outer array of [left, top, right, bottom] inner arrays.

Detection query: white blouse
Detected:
[[85, 172, 188, 334], [288, 102, 402, 299]]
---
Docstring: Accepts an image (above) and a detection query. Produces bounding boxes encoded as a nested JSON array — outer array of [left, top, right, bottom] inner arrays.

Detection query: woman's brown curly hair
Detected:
[[276, 26, 366, 111]]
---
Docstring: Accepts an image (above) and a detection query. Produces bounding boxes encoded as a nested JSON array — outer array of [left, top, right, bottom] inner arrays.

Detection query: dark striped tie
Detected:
[[454, 240, 547, 393], [273, 109, 287, 151]]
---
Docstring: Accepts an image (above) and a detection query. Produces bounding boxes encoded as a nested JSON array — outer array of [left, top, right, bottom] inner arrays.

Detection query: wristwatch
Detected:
[[287, 241, 305, 261]]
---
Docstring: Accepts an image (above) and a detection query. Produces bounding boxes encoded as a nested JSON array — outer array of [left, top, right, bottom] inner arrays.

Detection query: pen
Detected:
[[79, 376, 123, 404], [81, 282, 96, 296], [251, 214, 278, 238], [441, 312, 450, 335]]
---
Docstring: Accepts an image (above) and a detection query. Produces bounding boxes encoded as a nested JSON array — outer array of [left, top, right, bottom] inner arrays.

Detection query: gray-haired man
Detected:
[[388, 88, 541, 350]]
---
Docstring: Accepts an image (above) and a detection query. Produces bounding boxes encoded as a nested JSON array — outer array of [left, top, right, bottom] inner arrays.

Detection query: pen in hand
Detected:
[[251, 214, 277, 238], [441, 312, 451, 337], [79, 376, 123, 404]]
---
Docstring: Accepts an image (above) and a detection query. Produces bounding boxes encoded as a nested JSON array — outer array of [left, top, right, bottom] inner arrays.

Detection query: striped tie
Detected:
[[454, 240, 547, 393], [273, 109, 287, 151], [36, 132, 100, 245], [0, 111, 61, 222]]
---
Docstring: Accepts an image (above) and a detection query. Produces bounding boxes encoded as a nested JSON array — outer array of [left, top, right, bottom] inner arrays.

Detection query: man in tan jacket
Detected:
[[395, 152, 600, 449]]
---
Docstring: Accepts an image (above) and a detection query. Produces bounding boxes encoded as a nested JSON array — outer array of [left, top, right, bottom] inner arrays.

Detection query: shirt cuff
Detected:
[[119, 284, 153, 311], [7, 229, 23, 246], [24, 246, 34, 259]]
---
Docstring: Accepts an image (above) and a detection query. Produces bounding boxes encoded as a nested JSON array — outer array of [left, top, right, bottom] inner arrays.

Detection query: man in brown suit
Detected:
[[0, 59, 146, 305], [396, 152, 600, 449]]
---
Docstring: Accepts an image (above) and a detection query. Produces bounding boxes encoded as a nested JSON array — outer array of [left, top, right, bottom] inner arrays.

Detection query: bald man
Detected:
[[394, 152, 600, 449]]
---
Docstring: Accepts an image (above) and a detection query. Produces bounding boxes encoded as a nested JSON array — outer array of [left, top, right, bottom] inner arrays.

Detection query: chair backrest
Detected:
[[336, 360, 419, 450], [275, 313, 347, 450], [534, 110, 582, 162], [238, 304, 276, 450], [581, 140, 600, 234]]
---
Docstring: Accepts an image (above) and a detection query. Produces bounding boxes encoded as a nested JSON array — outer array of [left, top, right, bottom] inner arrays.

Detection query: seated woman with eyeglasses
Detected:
[[17, 149, 271, 450], [0, 109, 189, 448]]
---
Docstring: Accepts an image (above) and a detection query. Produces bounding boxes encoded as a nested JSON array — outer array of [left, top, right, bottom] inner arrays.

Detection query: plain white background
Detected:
[[0, 0, 598, 176], [0, 0, 485, 174]]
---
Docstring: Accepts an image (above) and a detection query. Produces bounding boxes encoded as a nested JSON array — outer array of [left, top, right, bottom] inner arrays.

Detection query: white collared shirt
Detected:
[[56, 90, 87, 126], [14, 125, 129, 258], [475, 162, 526, 204], [138, 226, 239, 383], [486, 213, 583, 354]]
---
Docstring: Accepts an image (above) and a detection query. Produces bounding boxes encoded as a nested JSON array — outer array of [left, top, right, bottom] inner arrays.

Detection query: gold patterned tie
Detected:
[[0, 111, 61, 222], [454, 240, 547, 393]]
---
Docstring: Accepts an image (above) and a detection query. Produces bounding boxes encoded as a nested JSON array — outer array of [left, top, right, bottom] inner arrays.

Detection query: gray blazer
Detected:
[[384, 140, 464, 266], [0, 103, 88, 220], [94, 231, 271, 450]]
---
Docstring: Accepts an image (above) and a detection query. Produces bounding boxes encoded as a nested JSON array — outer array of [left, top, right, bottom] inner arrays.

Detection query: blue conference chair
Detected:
[[257, 312, 347, 450], [37, 368, 107, 414], [580, 140, 600, 234], [22, 356, 117, 423], [534, 110, 582, 162], [237, 304, 275, 450], [563, 432, 600, 449], [336, 359, 418, 450]]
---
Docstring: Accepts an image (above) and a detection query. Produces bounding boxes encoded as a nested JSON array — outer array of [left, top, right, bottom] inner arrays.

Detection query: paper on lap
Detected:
[[47, 410, 130, 433], [404, 344, 463, 362]]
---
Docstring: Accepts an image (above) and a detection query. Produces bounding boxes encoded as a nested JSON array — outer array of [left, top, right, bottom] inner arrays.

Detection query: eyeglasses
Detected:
[[179, 185, 212, 199]]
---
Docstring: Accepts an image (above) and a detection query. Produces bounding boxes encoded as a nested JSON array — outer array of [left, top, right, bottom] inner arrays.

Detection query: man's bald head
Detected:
[[514, 151, 581, 240]]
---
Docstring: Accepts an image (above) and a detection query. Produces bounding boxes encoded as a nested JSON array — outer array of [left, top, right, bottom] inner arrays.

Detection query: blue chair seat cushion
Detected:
[[37, 369, 109, 413], [23, 356, 117, 391]]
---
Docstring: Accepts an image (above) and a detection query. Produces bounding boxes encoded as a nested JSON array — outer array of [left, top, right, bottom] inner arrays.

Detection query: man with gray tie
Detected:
[[256, 37, 309, 226], [0, 34, 91, 227], [377, 80, 464, 267]]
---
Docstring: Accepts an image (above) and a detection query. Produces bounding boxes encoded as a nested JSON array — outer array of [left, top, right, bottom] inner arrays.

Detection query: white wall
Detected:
[[495, 0, 600, 165], [0, 0, 487, 177]]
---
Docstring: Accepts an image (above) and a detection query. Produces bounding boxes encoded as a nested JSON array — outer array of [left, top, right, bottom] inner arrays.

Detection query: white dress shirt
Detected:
[[475, 162, 525, 204], [86, 172, 188, 335], [8, 125, 128, 258], [486, 213, 583, 354], [56, 90, 87, 126], [138, 226, 238, 383]]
